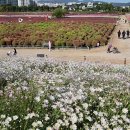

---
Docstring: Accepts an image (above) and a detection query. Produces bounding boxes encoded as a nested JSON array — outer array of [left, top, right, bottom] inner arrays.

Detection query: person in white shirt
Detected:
[[48, 41, 51, 51]]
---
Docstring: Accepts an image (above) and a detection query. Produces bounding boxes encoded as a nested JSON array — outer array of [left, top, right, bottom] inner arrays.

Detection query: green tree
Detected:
[[52, 8, 66, 18]]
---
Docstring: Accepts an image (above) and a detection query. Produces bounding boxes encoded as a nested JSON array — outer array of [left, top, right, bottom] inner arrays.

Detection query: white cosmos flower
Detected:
[[6, 117, 12, 122], [37, 121, 43, 127], [32, 122, 37, 128], [93, 111, 98, 115], [13, 115, 18, 120], [86, 116, 92, 122], [53, 122, 60, 130], [44, 99, 49, 104], [65, 120, 69, 126], [49, 95, 55, 101], [82, 103, 88, 109], [1, 115, 6, 119], [70, 113, 78, 124], [46, 126, 53, 130], [70, 124, 77, 130], [113, 127, 123, 130], [35, 96, 41, 102], [45, 114, 50, 121], [122, 108, 128, 114]]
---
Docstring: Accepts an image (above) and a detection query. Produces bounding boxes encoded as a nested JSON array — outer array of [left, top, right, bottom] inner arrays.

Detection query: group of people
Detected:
[[7, 48, 17, 56], [117, 30, 130, 39]]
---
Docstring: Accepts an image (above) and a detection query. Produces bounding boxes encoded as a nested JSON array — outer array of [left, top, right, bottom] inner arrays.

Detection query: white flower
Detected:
[[53, 122, 60, 130], [6, 117, 12, 122], [90, 87, 95, 93], [70, 124, 77, 130], [57, 119, 63, 124], [79, 113, 83, 118], [44, 99, 49, 104], [32, 122, 37, 128], [70, 113, 77, 124], [86, 116, 92, 122], [49, 95, 55, 101], [1, 115, 6, 119], [13, 115, 18, 120], [25, 112, 36, 120], [76, 108, 80, 114], [35, 96, 41, 102], [45, 114, 50, 121], [82, 103, 88, 109], [122, 108, 128, 114], [65, 120, 69, 126], [46, 126, 53, 130], [93, 111, 98, 115], [60, 107, 66, 113], [113, 127, 123, 130], [115, 101, 122, 107], [37, 121, 43, 127]]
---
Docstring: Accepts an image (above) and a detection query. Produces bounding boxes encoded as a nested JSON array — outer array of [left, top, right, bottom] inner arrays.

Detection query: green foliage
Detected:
[[0, 21, 115, 47], [0, 78, 7, 91], [52, 8, 65, 18]]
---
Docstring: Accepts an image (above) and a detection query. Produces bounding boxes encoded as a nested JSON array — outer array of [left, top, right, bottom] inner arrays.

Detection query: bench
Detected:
[[37, 54, 45, 57]]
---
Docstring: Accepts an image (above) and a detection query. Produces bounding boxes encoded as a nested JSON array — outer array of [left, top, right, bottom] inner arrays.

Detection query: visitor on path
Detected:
[[96, 42, 100, 47], [107, 43, 112, 53], [13, 48, 17, 55], [7, 51, 11, 56], [122, 30, 126, 39], [117, 30, 121, 38], [48, 41, 51, 51], [126, 30, 130, 38]]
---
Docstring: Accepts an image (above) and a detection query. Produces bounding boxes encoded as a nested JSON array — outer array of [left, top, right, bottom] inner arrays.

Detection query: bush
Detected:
[[52, 8, 65, 18]]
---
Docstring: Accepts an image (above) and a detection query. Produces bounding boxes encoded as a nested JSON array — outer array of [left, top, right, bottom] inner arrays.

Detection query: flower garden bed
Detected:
[[0, 57, 130, 130]]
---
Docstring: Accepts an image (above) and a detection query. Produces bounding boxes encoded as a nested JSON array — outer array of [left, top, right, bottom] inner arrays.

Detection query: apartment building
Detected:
[[0, 0, 34, 6], [0, 0, 18, 5]]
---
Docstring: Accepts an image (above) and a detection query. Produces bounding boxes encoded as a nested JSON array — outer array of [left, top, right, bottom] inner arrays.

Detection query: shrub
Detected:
[[52, 8, 65, 18]]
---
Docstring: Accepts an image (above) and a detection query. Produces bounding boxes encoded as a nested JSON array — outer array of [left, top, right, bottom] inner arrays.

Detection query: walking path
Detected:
[[0, 15, 130, 65]]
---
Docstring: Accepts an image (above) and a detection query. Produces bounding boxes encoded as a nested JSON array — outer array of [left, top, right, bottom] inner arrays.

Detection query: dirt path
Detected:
[[0, 15, 130, 65]]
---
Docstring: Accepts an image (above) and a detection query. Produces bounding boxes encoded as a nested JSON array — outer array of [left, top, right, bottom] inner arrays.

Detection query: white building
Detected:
[[18, 0, 31, 6], [87, 2, 93, 8]]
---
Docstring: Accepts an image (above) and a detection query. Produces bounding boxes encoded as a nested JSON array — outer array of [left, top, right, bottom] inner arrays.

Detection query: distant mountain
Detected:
[[37, 0, 93, 3], [112, 2, 130, 7], [93, 1, 130, 6]]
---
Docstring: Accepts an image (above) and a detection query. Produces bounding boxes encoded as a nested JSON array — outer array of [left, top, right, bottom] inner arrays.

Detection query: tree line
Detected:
[[0, 3, 130, 14]]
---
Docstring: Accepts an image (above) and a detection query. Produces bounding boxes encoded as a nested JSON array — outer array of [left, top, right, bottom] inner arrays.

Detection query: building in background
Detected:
[[18, 0, 36, 6], [0, 0, 6, 5], [7, 0, 18, 5], [0, 0, 35, 6], [0, 0, 18, 5]]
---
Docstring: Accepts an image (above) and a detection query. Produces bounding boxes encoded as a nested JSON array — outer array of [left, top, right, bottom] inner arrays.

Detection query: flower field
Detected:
[[0, 20, 115, 47], [0, 57, 130, 130]]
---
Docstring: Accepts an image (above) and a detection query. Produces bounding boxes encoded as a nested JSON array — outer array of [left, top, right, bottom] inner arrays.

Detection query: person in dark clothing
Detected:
[[13, 48, 17, 55], [117, 30, 121, 38], [126, 30, 130, 38], [122, 30, 126, 39]]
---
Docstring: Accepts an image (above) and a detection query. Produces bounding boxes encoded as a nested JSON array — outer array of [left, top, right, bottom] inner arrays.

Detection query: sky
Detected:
[[94, 0, 130, 3]]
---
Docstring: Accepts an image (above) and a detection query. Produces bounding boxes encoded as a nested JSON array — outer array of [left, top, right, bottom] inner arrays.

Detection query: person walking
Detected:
[[48, 41, 51, 51], [107, 43, 112, 53], [13, 48, 17, 55], [126, 30, 130, 38], [122, 30, 126, 39], [117, 30, 121, 38]]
